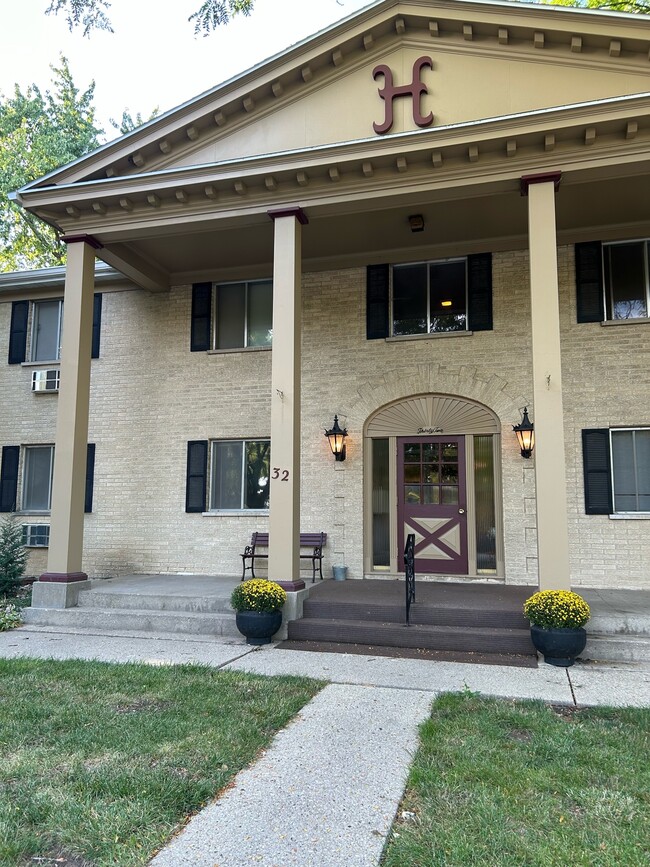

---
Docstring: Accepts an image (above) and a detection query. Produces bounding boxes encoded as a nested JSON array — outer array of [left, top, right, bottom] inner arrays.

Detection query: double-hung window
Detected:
[[191, 281, 273, 352], [23, 445, 55, 511], [392, 259, 468, 336], [583, 427, 650, 515], [611, 429, 650, 513], [31, 300, 63, 361], [604, 241, 650, 321], [215, 281, 272, 349], [210, 440, 270, 510]]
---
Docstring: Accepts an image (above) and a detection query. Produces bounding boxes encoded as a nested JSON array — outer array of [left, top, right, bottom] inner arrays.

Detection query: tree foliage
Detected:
[[0, 57, 102, 271], [540, 0, 649, 13], [0, 515, 28, 597], [47, 0, 254, 37]]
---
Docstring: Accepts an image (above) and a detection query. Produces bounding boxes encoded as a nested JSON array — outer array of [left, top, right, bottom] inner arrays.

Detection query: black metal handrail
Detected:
[[404, 533, 416, 625]]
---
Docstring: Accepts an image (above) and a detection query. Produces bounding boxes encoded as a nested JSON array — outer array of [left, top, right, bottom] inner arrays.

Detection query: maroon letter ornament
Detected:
[[373, 56, 434, 135]]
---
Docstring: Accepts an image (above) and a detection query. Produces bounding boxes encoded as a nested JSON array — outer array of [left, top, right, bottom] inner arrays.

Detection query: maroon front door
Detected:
[[397, 436, 468, 574]]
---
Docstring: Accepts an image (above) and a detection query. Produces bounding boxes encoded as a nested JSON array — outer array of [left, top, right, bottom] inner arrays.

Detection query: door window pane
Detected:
[[441, 485, 459, 505], [32, 300, 62, 361], [405, 485, 421, 504], [405, 464, 421, 484], [404, 443, 421, 462], [23, 446, 54, 511], [423, 485, 440, 505]]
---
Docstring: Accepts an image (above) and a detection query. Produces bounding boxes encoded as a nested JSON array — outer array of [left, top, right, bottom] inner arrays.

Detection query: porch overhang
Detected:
[[13, 93, 650, 289]]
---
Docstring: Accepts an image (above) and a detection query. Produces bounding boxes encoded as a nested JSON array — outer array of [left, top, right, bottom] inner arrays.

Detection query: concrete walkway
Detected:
[[1, 624, 649, 867]]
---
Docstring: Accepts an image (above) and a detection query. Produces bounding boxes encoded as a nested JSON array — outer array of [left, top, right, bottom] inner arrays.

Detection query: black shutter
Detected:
[[575, 242, 604, 323], [0, 446, 20, 512], [366, 264, 390, 340], [85, 444, 96, 513], [191, 283, 212, 352], [91, 294, 103, 359], [582, 429, 612, 515], [186, 440, 208, 512], [8, 301, 29, 364], [467, 253, 493, 332]]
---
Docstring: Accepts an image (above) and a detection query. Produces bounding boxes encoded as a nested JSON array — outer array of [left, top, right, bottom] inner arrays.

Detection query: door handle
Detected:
[[458, 509, 465, 514]]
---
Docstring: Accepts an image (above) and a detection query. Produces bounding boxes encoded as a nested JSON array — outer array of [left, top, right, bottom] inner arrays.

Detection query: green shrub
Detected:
[[0, 603, 23, 631], [0, 514, 28, 597]]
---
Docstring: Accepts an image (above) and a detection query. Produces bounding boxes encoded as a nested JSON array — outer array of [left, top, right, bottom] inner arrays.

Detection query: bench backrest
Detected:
[[251, 532, 326, 548]]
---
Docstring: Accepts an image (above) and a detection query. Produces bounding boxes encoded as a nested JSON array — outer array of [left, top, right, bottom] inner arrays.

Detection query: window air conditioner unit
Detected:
[[22, 524, 50, 548], [31, 369, 60, 392]]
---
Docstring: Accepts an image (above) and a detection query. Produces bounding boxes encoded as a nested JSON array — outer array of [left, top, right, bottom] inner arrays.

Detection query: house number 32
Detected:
[[272, 468, 290, 481]]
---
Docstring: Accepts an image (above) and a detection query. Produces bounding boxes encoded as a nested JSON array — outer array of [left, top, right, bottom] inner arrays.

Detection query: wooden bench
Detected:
[[241, 532, 327, 583]]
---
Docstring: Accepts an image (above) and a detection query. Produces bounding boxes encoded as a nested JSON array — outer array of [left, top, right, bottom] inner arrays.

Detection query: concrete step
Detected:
[[22, 606, 240, 637], [302, 598, 528, 630], [288, 617, 535, 656], [584, 633, 650, 663], [76, 590, 234, 614]]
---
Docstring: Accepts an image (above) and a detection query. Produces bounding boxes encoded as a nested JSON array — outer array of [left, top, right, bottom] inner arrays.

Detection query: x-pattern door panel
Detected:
[[397, 436, 468, 574]]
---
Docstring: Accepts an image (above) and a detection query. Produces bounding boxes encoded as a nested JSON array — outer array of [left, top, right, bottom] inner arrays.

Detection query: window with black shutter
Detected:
[[368, 255, 493, 339], [0, 446, 20, 512], [582, 429, 612, 515]]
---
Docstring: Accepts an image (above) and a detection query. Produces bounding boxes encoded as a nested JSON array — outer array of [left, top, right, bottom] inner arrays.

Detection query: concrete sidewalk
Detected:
[[1, 625, 649, 867]]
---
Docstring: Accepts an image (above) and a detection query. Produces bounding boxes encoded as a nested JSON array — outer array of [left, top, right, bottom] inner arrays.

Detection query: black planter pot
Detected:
[[235, 610, 283, 645], [530, 625, 587, 667]]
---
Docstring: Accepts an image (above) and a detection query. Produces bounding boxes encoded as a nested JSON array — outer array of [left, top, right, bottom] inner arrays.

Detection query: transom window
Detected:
[[611, 428, 650, 513], [214, 280, 272, 349], [31, 300, 63, 361], [210, 440, 270, 510], [392, 259, 467, 336], [23, 446, 54, 511], [604, 240, 650, 321]]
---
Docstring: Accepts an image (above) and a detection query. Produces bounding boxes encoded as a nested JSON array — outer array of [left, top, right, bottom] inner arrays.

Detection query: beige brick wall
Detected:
[[1, 246, 648, 589]]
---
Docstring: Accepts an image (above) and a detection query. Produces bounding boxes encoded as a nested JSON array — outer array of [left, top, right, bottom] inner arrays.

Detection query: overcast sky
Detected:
[[0, 0, 371, 139]]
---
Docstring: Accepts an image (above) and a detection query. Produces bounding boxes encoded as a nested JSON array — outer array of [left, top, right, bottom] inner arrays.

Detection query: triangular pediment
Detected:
[[26, 0, 650, 189]]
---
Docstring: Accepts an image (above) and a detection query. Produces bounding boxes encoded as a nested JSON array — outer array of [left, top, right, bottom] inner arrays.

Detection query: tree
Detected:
[[540, 0, 649, 13], [0, 57, 103, 271], [46, 0, 254, 37], [110, 108, 160, 136], [0, 515, 28, 597]]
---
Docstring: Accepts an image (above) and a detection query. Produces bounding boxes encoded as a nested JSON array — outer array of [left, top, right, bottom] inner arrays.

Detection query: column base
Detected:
[[39, 571, 88, 583], [31, 577, 91, 609]]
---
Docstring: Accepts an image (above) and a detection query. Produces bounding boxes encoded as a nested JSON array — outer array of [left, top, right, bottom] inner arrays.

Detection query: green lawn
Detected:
[[0, 658, 321, 866], [382, 692, 650, 867]]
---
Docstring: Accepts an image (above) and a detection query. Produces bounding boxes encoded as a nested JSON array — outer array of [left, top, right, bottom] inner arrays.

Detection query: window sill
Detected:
[[601, 318, 650, 327], [16, 511, 50, 518], [609, 513, 650, 520], [386, 331, 473, 343], [207, 346, 271, 356], [21, 360, 61, 367], [202, 510, 269, 517]]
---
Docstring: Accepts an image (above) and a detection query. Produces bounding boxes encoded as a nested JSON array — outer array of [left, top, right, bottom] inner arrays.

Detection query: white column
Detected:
[[267, 209, 306, 591], [525, 174, 571, 591], [41, 238, 96, 585]]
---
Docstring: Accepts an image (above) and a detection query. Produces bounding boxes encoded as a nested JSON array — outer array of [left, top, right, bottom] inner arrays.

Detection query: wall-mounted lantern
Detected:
[[513, 407, 535, 459], [325, 415, 348, 462]]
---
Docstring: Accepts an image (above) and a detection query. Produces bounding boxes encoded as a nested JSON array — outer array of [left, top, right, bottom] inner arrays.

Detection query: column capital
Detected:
[[61, 234, 103, 250], [520, 171, 562, 197], [267, 206, 309, 225]]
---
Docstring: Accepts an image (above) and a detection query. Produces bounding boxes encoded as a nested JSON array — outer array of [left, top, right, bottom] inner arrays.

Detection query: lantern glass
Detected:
[[513, 408, 535, 458], [325, 415, 348, 461]]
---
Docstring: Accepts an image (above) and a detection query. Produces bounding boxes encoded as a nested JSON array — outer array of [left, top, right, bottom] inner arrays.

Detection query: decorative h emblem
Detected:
[[373, 56, 434, 135]]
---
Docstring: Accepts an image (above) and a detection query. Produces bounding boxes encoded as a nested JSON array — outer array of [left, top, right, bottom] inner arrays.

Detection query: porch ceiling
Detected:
[[110, 168, 650, 285]]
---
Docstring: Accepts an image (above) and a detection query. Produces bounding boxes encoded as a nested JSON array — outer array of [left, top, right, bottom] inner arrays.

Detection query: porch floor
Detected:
[[22, 575, 650, 663]]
